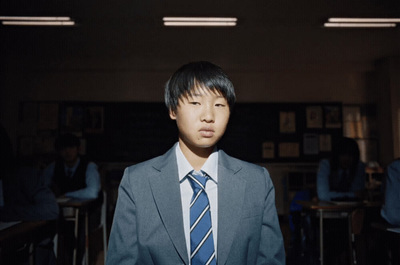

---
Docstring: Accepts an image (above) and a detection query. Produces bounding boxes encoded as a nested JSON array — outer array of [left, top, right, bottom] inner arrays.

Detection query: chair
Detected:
[[100, 190, 108, 264], [87, 191, 108, 265], [350, 208, 365, 265]]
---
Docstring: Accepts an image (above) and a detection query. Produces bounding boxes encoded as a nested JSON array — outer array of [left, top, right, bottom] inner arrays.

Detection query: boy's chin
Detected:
[[184, 141, 217, 151]]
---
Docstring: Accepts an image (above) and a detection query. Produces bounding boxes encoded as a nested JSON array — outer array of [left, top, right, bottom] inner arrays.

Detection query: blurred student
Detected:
[[42, 133, 101, 265], [315, 137, 366, 265], [381, 158, 400, 226], [0, 124, 59, 265], [317, 137, 366, 202], [42, 133, 100, 199], [366, 158, 400, 265]]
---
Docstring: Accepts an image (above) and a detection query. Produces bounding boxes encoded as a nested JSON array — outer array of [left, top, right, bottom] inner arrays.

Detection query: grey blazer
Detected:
[[106, 146, 285, 265]]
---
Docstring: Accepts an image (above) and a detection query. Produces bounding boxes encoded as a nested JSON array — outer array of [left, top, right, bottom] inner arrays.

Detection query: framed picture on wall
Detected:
[[60, 106, 84, 133], [278, 142, 299, 157], [262, 141, 275, 159], [306, 106, 323, 128], [319, 134, 332, 152], [279, 111, 296, 133], [303, 133, 319, 155], [324, 105, 341, 128], [84, 106, 104, 133]]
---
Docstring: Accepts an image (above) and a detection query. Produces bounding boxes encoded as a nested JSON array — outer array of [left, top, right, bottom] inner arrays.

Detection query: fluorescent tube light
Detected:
[[163, 17, 237, 22], [329, 17, 400, 23], [164, 21, 236, 27], [163, 17, 237, 27], [2, 21, 75, 26], [324, 22, 396, 28], [0, 16, 71, 21], [0, 16, 75, 26]]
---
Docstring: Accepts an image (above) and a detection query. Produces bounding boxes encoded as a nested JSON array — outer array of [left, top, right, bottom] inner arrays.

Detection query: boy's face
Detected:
[[169, 86, 230, 151], [59, 146, 80, 165]]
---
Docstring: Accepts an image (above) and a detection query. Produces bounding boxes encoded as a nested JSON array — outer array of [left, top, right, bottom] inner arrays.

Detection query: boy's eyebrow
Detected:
[[189, 88, 224, 98], [188, 93, 225, 100]]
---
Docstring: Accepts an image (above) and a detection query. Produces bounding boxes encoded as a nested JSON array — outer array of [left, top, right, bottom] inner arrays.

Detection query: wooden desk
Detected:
[[0, 220, 51, 264], [58, 198, 98, 265], [296, 200, 365, 265]]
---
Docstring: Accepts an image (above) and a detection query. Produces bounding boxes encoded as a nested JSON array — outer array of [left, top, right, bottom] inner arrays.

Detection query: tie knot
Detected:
[[188, 170, 208, 192]]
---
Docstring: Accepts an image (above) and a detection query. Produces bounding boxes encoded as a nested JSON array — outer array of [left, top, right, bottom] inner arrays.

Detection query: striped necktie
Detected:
[[188, 170, 217, 265]]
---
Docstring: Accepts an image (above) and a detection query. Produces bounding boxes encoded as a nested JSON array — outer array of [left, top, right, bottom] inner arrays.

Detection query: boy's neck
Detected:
[[179, 141, 214, 171]]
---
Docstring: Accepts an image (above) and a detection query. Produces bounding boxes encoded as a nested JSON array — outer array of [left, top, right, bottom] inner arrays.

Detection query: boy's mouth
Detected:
[[199, 127, 215, 137]]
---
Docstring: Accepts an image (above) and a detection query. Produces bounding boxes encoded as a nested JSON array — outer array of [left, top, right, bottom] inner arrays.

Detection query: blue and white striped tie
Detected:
[[188, 170, 217, 265]]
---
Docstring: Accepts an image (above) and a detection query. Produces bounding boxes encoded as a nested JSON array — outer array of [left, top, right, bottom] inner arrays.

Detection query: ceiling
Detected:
[[1, 0, 400, 73]]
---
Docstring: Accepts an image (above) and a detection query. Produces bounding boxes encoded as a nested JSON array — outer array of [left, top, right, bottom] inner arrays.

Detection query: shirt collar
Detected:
[[175, 142, 218, 183]]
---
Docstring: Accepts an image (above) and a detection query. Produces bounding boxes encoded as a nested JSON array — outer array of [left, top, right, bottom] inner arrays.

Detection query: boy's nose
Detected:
[[201, 105, 215, 122]]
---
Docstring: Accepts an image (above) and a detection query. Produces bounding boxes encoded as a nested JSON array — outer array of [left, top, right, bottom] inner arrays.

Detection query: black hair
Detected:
[[330, 137, 360, 175], [164, 61, 236, 112], [55, 133, 80, 151]]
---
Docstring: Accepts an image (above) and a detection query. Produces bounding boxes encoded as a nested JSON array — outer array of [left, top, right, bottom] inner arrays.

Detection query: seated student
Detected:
[[315, 137, 366, 265], [366, 159, 400, 265], [381, 158, 400, 226], [42, 133, 101, 199], [42, 133, 101, 265], [0, 124, 59, 265], [106, 61, 286, 265], [317, 137, 366, 202]]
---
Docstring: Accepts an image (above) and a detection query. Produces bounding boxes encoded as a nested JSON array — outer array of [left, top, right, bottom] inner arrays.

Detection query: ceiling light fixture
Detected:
[[163, 17, 237, 27], [328, 17, 400, 23], [324, 22, 396, 28], [2, 21, 75, 26], [0, 16, 72, 21], [324, 17, 399, 28], [0, 16, 75, 26]]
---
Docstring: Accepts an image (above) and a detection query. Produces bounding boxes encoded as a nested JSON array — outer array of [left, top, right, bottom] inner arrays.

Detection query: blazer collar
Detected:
[[149, 147, 246, 265], [149, 147, 189, 264], [217, 150, 246, 265]]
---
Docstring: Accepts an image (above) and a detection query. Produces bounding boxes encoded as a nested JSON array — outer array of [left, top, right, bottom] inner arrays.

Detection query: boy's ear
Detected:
[[169, 109, 177, 120]]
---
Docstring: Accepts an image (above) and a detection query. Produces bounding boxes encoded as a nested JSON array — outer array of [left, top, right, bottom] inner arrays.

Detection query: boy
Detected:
[[106, 61, 285, 265], [43, 133, 101, 199]]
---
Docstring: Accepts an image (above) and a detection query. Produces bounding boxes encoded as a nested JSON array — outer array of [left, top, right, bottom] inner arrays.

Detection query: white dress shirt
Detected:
[[175, 143, 218, 262]]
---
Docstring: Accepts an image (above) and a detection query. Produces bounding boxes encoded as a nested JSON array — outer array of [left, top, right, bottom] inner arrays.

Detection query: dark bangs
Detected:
[[165, 61, 236, 112]]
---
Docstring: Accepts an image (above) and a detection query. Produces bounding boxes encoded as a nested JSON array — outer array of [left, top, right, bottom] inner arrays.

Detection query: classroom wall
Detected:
[[374, 57, 400, 164], [0, 67, 375, 144]]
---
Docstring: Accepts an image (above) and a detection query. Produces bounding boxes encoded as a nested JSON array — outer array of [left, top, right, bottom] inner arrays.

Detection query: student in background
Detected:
[[42, 133, 101, 199], [0, 124, 59, 265], [317, 137, 366, 202], [315, 137, 366, 265], [106, 61, 285, 265], [381, 158, 400, 226], [366, 158, 400, 265], [42, 133, 101, 265]]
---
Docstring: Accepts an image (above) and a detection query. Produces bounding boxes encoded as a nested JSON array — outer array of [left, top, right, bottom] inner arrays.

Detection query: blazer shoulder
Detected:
[[219, 149, 270, 177], [124, 146, 176, 178], [125, 155, 163, 175]]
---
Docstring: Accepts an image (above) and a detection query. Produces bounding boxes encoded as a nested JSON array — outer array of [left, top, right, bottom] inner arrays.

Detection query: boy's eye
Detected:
[[215, 103, 226, 107], [189, 101, 200, 105]]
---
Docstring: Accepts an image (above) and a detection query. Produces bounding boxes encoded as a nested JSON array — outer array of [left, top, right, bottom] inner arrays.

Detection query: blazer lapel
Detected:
[[217, 151, 246, 265], [149, 147, 189, 265]]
